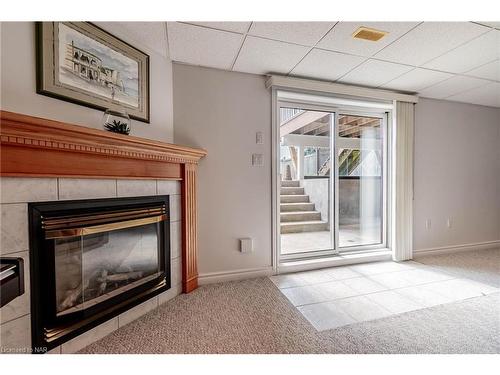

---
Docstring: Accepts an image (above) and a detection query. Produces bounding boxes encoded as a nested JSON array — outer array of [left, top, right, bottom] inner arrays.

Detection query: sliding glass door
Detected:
[[279, 107, 335, 257], [278, 101, 388, 261], [336, 113, 385, 251]]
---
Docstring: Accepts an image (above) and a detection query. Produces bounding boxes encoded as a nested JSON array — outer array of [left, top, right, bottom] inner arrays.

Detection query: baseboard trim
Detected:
[[414, 240, 500, 257], [198, 266, 274, 285]]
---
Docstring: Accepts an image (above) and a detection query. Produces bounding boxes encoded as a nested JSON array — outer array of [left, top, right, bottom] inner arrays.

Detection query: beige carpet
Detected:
[[415, 247, 500, 287], [81, 277, 328, 354], [80, 249, 500, 354]]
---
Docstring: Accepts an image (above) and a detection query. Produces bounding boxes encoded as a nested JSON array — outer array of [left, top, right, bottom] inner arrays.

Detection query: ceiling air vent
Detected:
[[352, 27, 388, 42]]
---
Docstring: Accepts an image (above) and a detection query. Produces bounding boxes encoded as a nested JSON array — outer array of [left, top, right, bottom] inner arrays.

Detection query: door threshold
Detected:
[[277, 249, 392, 274]]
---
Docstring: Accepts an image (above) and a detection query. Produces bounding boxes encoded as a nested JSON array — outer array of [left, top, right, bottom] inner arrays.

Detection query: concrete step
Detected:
[[280, 220, 329, 234], [280, 211, 321, 222], [280, 195, 309, 203], [280, 180, 300, 187], [280, 202, 315, 212], [280, 187, 304, 195]]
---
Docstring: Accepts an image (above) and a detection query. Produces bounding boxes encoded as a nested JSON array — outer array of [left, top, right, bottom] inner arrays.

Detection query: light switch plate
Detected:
[[252, 153, 263, 167], [256, 131, 264, 145]]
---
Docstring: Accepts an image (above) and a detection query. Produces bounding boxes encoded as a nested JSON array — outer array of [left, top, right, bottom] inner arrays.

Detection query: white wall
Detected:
[[173, 64, 272, 276], [413, 98, 500, 251], [0, 22, 174, 142]]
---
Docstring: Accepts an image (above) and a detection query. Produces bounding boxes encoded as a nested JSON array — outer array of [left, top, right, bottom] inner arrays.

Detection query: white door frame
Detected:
[[335, 110, 389, 254], [271, 88, 394, 273], [271, 88, 279, 273]]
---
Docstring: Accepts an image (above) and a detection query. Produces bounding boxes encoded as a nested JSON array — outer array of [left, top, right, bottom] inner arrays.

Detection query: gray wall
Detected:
[[302, 178, 330, 222], [339, 178, 382, 225], [300, 177, 383, 226], [173, 64, 272, 275], [413, 98, 500, 251], [0, 22, 174, 142], [173, 65, 499, 273]]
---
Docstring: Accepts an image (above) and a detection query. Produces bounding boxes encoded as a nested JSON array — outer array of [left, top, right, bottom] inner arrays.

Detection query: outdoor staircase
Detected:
[[280, 180, 328, 234]]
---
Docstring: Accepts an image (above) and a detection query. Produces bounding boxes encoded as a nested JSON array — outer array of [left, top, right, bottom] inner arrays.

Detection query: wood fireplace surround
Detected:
[[0, 110, 207, 294]]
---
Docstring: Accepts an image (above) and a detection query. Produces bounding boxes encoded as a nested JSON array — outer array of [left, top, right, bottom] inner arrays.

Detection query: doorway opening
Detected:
[[276, 92, 390, 263]]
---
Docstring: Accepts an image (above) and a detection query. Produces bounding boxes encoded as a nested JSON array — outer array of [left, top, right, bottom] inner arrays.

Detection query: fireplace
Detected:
[[28, 196, 170, 351]]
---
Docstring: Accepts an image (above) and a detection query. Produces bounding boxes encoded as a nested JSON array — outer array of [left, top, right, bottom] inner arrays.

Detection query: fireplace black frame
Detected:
[[28, 195, 171, 353]]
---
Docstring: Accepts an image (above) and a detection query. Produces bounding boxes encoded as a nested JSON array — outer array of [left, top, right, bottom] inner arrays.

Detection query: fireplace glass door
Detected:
[[54, 222, 162, 316]]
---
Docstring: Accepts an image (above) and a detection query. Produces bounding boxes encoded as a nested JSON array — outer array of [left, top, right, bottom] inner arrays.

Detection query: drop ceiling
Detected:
[[165, 21, 500, 108], [102, 22, 500, 108]]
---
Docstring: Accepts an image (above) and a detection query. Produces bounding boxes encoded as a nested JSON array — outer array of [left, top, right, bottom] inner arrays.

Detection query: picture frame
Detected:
[[36, 22, 150, 123]]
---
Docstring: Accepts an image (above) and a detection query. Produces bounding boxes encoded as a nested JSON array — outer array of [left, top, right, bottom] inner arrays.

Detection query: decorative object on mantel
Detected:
[[0, 110, 207, 294], [103, 109, 131, 135], [36, 22, 150, 123]]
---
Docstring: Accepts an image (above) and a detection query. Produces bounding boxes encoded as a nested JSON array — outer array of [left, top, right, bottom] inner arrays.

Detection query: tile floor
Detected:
[[270, 260, 499, 331]]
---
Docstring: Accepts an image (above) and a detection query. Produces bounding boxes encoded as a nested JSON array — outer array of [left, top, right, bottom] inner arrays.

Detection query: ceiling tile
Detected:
[[95, 22, 168, 58], [233, 36, 310, 75], [423, 30, 500, 73], [465, 60, 500, 81], [337, 59, 413, 87], [419, 76, 491, 99], [317, 22, 419, 57], [448, 82, 500, 107], [183, 22, 251, 34], [167, 22, 244, 70], [381, 68, 453, 92], [291, 49, 366, 81], [248, 22, 335, 47], [375, 22, 490, 66]]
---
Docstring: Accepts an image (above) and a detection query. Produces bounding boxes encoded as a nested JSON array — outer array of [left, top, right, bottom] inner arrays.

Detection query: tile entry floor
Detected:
[[270, 260, 499, 331]]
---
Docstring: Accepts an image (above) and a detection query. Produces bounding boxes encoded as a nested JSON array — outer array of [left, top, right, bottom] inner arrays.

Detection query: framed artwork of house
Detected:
[[36, 22, 150, 123]]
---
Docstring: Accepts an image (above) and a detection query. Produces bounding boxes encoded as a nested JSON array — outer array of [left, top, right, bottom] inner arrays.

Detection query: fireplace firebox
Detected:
[[28, 196, 170, 352]]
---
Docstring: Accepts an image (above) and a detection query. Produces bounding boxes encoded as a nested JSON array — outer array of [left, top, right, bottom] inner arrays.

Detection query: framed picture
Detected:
[[36, 22, 150, 123]]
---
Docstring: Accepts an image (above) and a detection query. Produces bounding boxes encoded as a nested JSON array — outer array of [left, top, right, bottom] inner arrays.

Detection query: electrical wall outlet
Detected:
[[240, 238, 253, 253], [447, 218, 452, 229]]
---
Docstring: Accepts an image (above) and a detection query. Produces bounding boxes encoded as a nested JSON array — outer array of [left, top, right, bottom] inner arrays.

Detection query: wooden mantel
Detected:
[[0, 110, 207, 293]]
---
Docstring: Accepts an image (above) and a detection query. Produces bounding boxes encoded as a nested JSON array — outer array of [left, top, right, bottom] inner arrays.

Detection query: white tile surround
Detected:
[[0, 177, 183, 354], [271, 261, 499, 331]]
